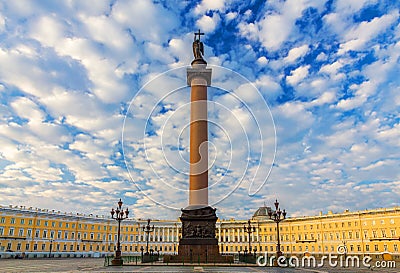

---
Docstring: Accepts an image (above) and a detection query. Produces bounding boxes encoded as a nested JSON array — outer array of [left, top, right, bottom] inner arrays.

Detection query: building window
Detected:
[[382, 230, 387, 237], [394, 244, 398, 252], [9, 228, 14, 236], [384, 245, 388, 252], [0, 217, 5, 223], [35, 230, 40, 238], [66, 223, 69, 228], [63, 244, 67, 251], [374, 245, 379, 251], [64, 231, 68, 239], [10, 218, 15, 224], [33, 244, 38, 250], [391, 230, 396, 237], [6, 243, 11, 250], [50, 231, 54, 238], [28, 219, 33, 225], [20, 219, 25, 224], [27, 229, 32, 238], [52, 222, 56, 227], [357, 245, 361, 251], [59, 222, 63, 228], [0, 227, 3, 235], [36, 220, 40, 226], [43, 230, 47, 238], [25, 243, 30, 251], [58, 231, 62, 239], [366, 245, 370, 251], [18, 228, 24, 237], [44, 221, 48, 227], [17, 243, 21, 251], [41, 244, 46, 251]]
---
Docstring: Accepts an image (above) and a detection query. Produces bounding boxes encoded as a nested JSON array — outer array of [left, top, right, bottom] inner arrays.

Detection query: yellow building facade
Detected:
[[0, 204, 399, 262]]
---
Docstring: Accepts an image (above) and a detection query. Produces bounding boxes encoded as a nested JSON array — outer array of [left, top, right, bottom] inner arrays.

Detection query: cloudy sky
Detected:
[[0, 0, 399, 220]]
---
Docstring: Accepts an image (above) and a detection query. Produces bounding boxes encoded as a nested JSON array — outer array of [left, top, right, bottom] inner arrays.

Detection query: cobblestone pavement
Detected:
[[0, 259, 398, 273]]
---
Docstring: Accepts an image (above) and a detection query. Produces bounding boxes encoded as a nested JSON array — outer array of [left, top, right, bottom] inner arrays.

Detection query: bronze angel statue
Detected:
[[192, 29, 207, 64]]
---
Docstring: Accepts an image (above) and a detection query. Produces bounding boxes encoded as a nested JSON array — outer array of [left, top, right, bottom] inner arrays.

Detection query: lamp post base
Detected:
[[111, 250, 123, 266], [273, 251, 283, 267], [111, 257, 123, 266]]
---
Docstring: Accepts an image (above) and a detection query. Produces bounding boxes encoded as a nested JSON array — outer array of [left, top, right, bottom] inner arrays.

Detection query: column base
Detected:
[[163, 206, 233, 263]]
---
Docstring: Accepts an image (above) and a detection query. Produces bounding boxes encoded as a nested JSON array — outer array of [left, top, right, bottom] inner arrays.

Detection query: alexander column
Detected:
[[187, 30, 211, 207], [166, 30, 232, 264]]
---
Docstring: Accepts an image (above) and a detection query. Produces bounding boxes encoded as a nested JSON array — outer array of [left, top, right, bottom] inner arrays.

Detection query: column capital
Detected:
[[187, 66, 212, 86]]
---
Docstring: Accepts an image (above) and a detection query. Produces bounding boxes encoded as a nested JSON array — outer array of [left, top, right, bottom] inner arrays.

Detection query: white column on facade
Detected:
[[256, 225, 259, 242], [223, 229, 226, 242], [167, 228, 170, 242], [218, 226, 221, 241], [162, 227, 165, 242]]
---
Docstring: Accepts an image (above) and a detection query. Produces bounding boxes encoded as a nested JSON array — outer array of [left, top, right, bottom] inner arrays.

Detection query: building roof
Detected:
[[252, 206, 272, 219]]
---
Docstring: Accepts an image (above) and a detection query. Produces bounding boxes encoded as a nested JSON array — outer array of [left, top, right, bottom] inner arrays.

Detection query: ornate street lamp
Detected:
[[244, 220, 256, 253], [110, 198, 129, 266], [142, 219, 154, 255], [268, 199, 287, 258]]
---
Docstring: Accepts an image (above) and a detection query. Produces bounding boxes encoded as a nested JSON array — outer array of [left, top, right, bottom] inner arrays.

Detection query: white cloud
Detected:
[[338, 11, 399, 54], [286, 65, 310, 85], [194, 0, 226, 14], [0, 13, 5, 32], [334, 0, 378, 14], [256, 56, 268, 65], [250, 0, 327, 50], [112, 0, 179, 43], [284, 45, 309, 63], [225, 12, 237, 21], [319, 60, 343, 75], [196, 13, 221, 33]]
